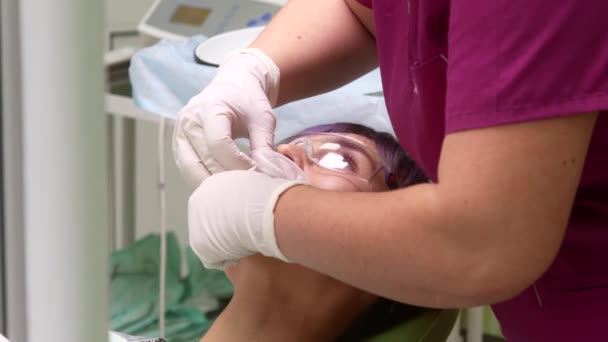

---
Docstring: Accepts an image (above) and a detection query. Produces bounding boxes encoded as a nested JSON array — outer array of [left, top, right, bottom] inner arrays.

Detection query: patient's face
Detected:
[[227, 133, 387, 312], [276, 133, 388, 192], [226, 134, 388, 321]]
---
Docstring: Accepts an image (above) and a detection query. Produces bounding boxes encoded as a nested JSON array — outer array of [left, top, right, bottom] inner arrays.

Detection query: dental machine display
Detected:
[[139, 0, 280, 41]]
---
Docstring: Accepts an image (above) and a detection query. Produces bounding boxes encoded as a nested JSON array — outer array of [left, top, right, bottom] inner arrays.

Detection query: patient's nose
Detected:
[[276, 144, 307, 169]]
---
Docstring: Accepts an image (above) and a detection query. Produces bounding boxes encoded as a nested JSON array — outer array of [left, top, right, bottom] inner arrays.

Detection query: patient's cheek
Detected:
[[307, 173, 360, 192]]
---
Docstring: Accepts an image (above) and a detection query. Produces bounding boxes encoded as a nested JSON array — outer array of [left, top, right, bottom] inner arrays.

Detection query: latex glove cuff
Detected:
[[260, 179, 307, 262], [188, 170, 308, 270]]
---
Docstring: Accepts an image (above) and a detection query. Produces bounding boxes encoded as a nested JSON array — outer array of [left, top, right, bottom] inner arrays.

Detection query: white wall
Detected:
[[106, 0, 155, 31]]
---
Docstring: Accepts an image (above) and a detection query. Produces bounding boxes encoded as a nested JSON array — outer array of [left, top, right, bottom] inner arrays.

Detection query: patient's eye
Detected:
[[340, 152, 358, 172], [317, 151, 358, 172]]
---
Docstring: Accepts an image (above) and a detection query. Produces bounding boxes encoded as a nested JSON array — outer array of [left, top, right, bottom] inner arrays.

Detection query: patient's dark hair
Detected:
[[286, 123, 430, 341], [284, 122, 428, 188]]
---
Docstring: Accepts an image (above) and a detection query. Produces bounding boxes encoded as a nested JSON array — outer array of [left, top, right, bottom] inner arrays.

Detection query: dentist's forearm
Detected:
[[273, 184, 487, 308], [250, 0, 377, 106], [273, 114, 594, 308]]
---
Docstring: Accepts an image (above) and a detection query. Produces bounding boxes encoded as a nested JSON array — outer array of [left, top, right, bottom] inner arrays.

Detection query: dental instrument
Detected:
[[138, 0, 279, 42]]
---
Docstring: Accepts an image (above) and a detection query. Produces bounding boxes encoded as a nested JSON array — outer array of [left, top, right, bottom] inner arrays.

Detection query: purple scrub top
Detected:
[[357, 0, 608, 340]]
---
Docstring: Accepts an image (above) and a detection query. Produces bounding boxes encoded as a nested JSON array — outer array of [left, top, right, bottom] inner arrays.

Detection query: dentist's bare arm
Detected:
[[251, 0, 377, 106], [173, 0, 375, 182], [274, 113, 597, 308]]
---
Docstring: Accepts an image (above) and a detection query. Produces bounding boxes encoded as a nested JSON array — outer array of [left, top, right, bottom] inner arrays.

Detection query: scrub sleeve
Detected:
[[357, 0, 608, 340]]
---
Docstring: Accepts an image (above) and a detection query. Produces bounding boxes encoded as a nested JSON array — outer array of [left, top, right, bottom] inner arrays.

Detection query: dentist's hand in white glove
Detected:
[[173, 48, 280, 187], [188, 170, 307, 269]]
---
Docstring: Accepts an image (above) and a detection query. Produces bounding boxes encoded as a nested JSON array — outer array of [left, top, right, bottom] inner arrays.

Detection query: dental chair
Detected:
[[369, 309, 459, 342]]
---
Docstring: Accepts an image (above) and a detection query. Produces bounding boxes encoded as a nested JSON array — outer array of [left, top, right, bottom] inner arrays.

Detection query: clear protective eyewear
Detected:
[[287, 133, 393, 190]]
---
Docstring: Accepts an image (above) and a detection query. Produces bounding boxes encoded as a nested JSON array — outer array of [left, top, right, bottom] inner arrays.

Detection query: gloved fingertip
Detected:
[[251, 149, 307, 181], [231, 151, 258, 171], [248, 125, 276, 152]]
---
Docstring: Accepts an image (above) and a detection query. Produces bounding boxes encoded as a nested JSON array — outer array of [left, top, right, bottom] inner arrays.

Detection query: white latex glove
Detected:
[[188, 170, 307, 269], [252, 148, 308, 181], [173, 48, 280, 187]]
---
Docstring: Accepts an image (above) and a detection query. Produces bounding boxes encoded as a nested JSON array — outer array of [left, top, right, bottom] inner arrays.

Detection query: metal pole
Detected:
[[121, 117, 136, 247], [1, 0, 27, 339], [19, 0, 108, 341], [466, 307, 484, 342], [107, 112, 117, 251]]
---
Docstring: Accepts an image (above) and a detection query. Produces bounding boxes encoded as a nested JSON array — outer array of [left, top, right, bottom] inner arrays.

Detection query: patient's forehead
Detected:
[[283, 132, 387, 192], [314, 133, 377, 154]]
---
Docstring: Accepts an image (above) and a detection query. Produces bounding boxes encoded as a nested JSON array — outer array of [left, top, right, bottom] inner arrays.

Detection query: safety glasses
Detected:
[[287, 133, 393, 190]]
